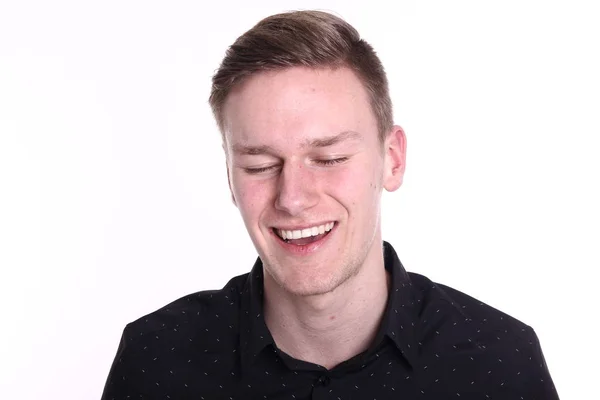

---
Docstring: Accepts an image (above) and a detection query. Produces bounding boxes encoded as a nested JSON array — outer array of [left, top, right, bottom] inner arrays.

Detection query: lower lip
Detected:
[[271, 223, 336, 255]]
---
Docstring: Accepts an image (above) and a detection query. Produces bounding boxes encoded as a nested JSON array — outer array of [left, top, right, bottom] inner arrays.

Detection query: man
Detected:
[[102, 10, 559, 399]]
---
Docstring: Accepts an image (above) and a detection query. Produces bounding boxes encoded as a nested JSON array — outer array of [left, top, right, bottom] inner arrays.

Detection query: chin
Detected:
[[281, 281, 335, 297], [271, 265, 355, 297]]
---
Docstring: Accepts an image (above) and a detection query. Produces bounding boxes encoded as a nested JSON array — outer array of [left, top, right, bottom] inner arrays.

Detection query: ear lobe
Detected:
[[383, 125, 407, 192]]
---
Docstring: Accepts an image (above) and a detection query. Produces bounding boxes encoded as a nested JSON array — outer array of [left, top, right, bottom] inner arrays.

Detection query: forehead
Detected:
[[222, 66, 378, 147]]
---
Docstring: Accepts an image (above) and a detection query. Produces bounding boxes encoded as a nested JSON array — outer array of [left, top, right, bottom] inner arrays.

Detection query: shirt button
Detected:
[[316, 375, 330, 386]]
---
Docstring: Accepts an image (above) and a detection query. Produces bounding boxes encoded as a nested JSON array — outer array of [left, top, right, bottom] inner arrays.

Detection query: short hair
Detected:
[[209, 10, 393, 143]]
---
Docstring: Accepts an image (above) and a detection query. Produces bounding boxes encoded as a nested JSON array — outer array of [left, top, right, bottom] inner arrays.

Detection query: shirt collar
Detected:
[[376, 241, 420, 368], [239, 241, 420, 372], [239, 257, 275, 372]]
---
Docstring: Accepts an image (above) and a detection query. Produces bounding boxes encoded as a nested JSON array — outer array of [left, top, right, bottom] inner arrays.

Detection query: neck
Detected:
[[263, 241, 390, 370]]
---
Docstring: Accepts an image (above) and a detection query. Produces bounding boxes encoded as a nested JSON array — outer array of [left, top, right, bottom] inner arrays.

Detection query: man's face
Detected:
[[222, 66, 405, 296]]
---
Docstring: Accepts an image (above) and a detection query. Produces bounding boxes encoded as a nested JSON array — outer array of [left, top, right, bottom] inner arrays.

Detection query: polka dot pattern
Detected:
[[101, 242, 559, 399]]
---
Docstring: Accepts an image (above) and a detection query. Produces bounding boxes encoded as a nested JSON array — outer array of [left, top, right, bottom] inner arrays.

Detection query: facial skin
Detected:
[[222, 66, 406, 298]]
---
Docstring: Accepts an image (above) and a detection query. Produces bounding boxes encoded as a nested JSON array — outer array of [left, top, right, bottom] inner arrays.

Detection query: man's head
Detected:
[[209, 10, 393, 143], [210, 11, 406, 297]]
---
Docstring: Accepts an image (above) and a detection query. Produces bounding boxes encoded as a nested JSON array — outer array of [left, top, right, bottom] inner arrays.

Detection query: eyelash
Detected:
[[244, 158, 348, 175]]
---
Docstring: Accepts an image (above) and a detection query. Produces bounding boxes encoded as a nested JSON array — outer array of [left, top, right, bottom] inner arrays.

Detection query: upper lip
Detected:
[[272, 221, 336, 231]]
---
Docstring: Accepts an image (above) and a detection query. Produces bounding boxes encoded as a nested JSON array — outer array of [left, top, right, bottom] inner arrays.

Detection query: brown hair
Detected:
[[209, 10, 393, 142]]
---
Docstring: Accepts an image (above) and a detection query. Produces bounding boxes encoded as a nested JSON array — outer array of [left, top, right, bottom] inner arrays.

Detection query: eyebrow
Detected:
[[232, 130, 363, 155], [305, 130, 363, 148], [231, 144, 275, 156]]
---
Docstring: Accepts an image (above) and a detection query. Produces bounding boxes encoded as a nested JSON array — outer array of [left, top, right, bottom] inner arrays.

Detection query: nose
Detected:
[[274, 161, 319, 216]]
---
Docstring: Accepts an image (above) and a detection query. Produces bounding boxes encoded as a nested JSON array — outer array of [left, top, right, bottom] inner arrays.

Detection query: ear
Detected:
[[382, 125, 407, 192]]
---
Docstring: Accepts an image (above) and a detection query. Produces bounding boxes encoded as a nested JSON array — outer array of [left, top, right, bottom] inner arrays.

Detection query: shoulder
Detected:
[[408, 271, 532, 337], [101, 273, 251, 398], [120, 272, 249, 346], [407, 271, 542, 364], [408, 273, 558, 397]]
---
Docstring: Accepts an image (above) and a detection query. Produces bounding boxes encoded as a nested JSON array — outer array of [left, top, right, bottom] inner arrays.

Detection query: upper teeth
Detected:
[[277, 222, 334, 240]]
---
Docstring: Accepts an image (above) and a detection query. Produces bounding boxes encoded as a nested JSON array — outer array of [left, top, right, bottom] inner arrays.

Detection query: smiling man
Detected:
[[102, 10, 559, 399]]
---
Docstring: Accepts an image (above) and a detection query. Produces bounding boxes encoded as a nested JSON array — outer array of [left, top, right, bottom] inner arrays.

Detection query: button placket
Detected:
[[316, 375, 330, 386]]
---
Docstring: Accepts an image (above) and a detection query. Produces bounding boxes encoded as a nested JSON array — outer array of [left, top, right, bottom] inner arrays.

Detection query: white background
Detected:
[[1, 0, 598, 398]]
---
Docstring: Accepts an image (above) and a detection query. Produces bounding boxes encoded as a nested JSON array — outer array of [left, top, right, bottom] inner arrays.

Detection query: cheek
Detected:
[[232, 177, 272, 217], [326, 160, 383, 201]]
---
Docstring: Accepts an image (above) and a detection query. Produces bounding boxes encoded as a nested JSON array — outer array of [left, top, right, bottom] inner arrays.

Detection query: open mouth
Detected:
[[273, 222, 336, 246]]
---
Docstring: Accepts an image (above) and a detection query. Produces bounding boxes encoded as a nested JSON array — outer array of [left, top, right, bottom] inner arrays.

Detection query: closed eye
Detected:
[[243, 165, 279, 175], [315, 157, 348, 166], [243, 158, 348, 174]]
